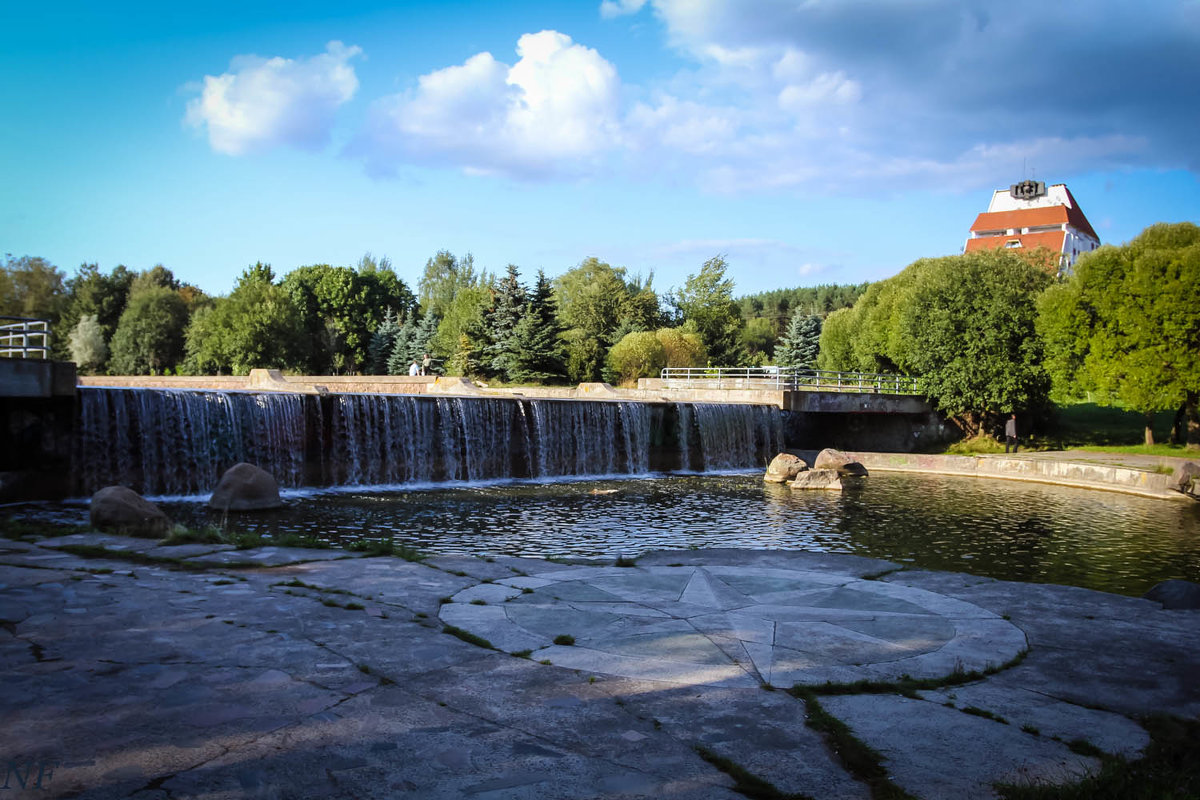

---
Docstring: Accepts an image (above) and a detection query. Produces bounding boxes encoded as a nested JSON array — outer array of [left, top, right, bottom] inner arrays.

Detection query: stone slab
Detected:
[[820, 693, 1100, 800]]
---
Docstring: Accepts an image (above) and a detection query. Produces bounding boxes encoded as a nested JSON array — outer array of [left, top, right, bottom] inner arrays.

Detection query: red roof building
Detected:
[[965, 181, 1100, 272]]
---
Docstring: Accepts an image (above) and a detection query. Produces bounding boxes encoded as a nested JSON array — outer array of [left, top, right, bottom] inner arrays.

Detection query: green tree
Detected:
[[1, 255, 68, 345], [282, 262, 415, 373], [740, 317, 776, 364], [505, 270, 566, 384], [368, 309, 402, 375], [816, 307, 857, 371], [896, 251, 1051, 435], [68, 314, 108, 373], [485, 264, 527, 380], [656, 327, 707, 368], [1037, 222, 1200, 446], [775, 312, 822, 369], [554, 258, 660, 382], [387, 317, 417, 375], [57, 263, 135, 364], [606, 331, 666, 385], [675, 256, 743, 366], [183, 263, 308, 375], [109, 286, 189, 374]]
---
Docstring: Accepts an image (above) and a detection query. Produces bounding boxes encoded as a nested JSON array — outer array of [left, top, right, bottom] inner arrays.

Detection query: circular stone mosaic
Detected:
[[440, 565, 1027, 688]]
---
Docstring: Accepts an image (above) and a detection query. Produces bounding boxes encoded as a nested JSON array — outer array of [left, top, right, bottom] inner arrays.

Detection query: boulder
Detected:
[[1143, 579, 1200, 610], [89, 486, 172, 538], [813, 448, 869, 477], [790, 469, 844, 491], [1172, 462, 1200, 497], [209, 463, 283, 511], [764, 453, 808, 484]]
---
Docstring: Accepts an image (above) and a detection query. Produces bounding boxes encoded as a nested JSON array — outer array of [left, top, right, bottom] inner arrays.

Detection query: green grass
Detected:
[[553, 634, 576, 646], [160, 526, 227, 546], [346, 538, 425, 561], [694, 746, 814, 800], [442, 624, 494, 650], [0, 516, 84, 541], [791, 690, 916, 800], [996, 716, 1200, 800]]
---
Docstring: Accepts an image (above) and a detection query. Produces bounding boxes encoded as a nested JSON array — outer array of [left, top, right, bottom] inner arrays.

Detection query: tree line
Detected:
[[5, 222, 1194, 446], [814, 223, 1199, 445], [0, 250, 860, 384]]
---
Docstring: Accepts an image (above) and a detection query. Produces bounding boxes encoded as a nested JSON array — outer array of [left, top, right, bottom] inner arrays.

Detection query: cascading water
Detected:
[[688, 403, 784, 470], [75, 388, 309, 496], [74, 388, 783, 496]]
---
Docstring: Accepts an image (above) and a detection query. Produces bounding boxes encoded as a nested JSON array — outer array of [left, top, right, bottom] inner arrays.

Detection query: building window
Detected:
[[1005, 240, 1023, 248]]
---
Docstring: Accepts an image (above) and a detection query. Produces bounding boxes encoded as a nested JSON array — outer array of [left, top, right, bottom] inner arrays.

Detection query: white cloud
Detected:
[[600, 0, 648, 19], [185, 41, 361, 155], [362, 31, 620, 178]]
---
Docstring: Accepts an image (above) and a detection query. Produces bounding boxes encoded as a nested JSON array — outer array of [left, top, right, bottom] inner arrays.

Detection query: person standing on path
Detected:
[[1005, 413, 1019, 453]]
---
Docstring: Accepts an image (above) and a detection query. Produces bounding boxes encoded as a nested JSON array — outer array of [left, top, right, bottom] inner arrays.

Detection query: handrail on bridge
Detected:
[[658, 366, 920, 395], [0, 316, 52, 360]]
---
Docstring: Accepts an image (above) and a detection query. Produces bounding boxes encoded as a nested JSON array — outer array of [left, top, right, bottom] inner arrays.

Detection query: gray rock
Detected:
[[1143, 579, 1200, 610], [790, 469, 843, 490], [813, 448, 869, 476], [89, 486, 172, 538], [764, 453, 808, 483], [209, 463, 282, 511]]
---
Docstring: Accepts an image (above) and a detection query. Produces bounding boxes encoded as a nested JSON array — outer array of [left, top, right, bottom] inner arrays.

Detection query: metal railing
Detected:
[[658, 366, 921, 395], [0, 316, 52, 359]]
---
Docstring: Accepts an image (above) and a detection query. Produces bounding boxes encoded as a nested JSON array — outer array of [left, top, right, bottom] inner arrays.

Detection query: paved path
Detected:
[[1, 537, 1196, 799]]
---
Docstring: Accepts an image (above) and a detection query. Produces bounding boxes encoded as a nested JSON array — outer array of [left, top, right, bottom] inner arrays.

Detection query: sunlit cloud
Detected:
[[185, 41, 361, 155]]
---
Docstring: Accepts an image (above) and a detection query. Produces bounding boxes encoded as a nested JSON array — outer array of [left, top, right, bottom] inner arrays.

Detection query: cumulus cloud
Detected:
[[185, 41, 361, 155], [361, 31, 621, 178], [604, 0, 1200, 191]]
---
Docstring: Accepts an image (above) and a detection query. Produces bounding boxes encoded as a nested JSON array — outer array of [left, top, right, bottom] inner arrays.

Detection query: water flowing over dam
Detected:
[[74, 387, 784, 496]]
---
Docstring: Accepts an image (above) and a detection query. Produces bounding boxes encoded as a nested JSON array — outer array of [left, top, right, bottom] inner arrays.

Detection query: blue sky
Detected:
[[3, 0, 1198, 297]]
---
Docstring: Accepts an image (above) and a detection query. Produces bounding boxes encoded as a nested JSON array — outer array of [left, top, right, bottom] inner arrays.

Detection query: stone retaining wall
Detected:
[[826, 451, 1186, 501]]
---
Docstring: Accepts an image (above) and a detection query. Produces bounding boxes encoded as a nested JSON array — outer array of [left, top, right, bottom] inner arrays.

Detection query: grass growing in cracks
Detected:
[[995, 715, 1200, 800], [694, 746, 814, 800]]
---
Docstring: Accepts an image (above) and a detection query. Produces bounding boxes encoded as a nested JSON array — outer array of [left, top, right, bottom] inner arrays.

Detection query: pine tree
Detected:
[[368, 309, 401, 375], [506, 270, 567, 384], [485, 264, 527, 380], [412, 312, 439, 373], [776, 311, 822, 369], [387, 317, 416, 375]]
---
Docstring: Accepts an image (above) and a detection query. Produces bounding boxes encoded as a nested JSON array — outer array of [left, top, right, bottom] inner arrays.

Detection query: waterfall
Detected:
[[687, 403, 783, 471], [75, 388, 783, 495], [75, 388, 307, 496]]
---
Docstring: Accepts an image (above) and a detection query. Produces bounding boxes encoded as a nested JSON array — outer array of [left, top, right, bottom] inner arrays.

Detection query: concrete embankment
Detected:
[[819, 450, 1196, 501], [0, 536, 1195, 799]]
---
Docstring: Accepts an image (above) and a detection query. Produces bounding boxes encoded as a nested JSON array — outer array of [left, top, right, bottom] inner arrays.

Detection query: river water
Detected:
[[137, 471, 1200, 598]]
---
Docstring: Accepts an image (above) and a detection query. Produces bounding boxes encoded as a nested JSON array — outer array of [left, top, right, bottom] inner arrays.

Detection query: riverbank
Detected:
[[803, 449, 1199, 502], [1, 535, 1196, 799]]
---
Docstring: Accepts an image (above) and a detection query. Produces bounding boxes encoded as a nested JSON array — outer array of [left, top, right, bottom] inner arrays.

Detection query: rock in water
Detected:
[[813, 448, 869, 477], [790, 469, 844, 491], [1173, 462, 1200, 498], [209, 463, 283, 511], [90, 486, 172, 538], [1143, 580, 1200, 610], [764, 453, 809, 483]]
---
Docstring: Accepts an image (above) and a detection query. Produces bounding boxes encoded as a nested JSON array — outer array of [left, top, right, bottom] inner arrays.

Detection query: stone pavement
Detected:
[[1, 536, 1196, 800]]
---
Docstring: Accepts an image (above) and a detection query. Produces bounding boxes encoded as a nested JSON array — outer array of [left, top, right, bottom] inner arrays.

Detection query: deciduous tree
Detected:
[[1037, 222, 1200, 446]]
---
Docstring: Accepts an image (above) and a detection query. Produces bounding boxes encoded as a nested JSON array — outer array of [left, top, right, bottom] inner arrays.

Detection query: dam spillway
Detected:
[[74, 387, 784, 496]]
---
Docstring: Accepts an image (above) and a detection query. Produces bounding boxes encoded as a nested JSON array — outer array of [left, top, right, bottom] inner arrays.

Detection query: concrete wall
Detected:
[[836, 451, 1184, 501], [1, 359, 77, 501]]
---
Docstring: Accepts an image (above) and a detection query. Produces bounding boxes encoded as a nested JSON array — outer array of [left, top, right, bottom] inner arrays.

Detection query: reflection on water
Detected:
[[151, 472, 1200, 597]]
